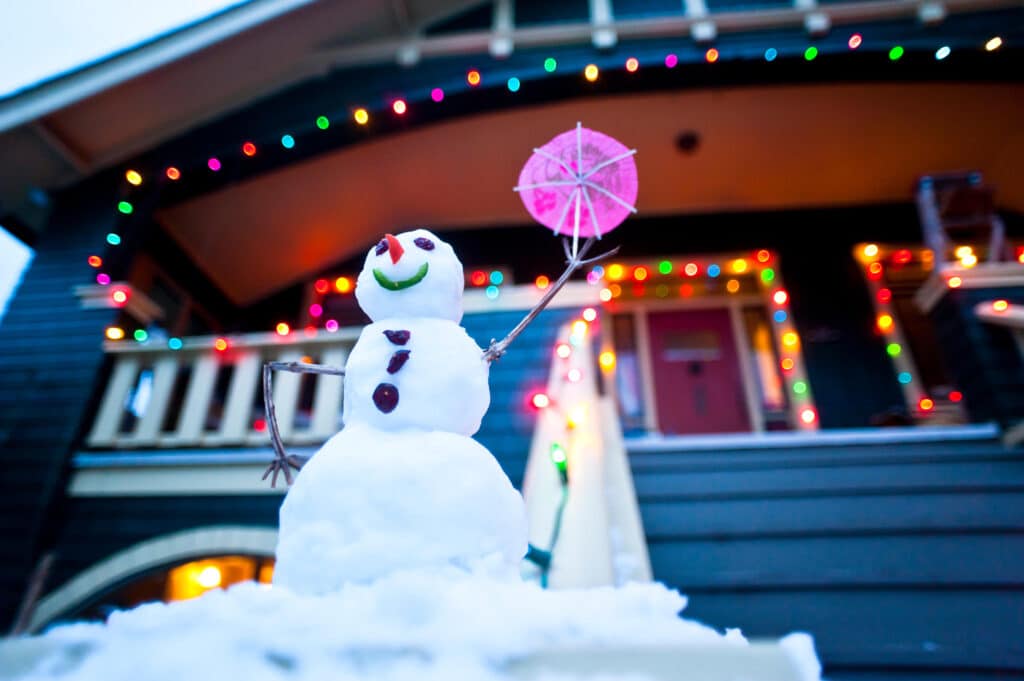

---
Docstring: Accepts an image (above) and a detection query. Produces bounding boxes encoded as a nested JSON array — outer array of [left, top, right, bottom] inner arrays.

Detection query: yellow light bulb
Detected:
[[599, 350, 616, 369], [584, 64, 599, 82], [196, 565, 222, 589], [731, 258, 748, 273], [862, 244, 879, 259]]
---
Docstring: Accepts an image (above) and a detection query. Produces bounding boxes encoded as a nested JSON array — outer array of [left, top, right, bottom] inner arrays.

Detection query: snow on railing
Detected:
[[521, 319, 651, 589], [87, 329, 359, 450]]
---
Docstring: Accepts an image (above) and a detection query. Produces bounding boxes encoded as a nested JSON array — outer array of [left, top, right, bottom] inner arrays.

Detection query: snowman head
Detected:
[[355, 229, 464, 322]]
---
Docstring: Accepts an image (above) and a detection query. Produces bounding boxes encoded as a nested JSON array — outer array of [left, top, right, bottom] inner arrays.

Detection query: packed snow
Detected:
[[15, 570, 816, 681]]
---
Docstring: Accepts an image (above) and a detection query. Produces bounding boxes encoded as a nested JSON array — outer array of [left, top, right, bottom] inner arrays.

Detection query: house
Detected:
[[1, 0, 1023, 678]]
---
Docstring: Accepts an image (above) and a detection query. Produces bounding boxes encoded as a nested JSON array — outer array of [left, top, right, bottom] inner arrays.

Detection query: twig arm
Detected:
[[261, 361, 344, 487], [482, 237, 619, 362]]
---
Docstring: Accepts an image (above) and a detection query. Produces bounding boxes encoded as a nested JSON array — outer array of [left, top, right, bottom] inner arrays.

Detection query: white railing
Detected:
[[87, 329, 359, 450]]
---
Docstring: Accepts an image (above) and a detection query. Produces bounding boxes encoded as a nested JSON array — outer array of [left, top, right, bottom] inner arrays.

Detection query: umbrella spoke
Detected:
[[552, 186, 579, 235], [513, 180, 577, 192], [582, 149, 638, 180], [582, 179, 638, 214], [581, 185, 602, 239], [531, 147, 576, 178]]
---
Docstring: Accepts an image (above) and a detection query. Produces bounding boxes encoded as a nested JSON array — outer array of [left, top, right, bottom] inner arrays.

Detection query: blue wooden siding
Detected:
[[0, 181, 123, 629], [630, 432, 1024, 678]]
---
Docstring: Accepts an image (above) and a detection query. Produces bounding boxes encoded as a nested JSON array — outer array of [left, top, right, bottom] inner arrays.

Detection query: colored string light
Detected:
[[207, 157, 221, 171], [96, 273, 111, 285], [168, 337, 183, 350], [544, 57, 557, 72], [316, 115, 330, 130], [599, 351, 616, 369], [848, 33, 862, 49], [985, 36, 1002, 51], [765, 48, 777, 62], [325, 319, 339, 332], [431, 88, 444, 102], [281, 134, 295, 149], [625, 57, 639, 73], [485, 285, 500, 300], [935, 46, 951, 60], [276, 322, 290, 336], [467, 69, 481, 86], [535, 275, 550, 290], [584, 64, 599, 82], [992, 299, 1009, 312], [214, 338, 229, 352], [105, 326, 124, 341], [392, 99, 407, 115], [87, 255, 102, 268], [166, 166, 181, 180], [664, 54, 678, 68], [582, 307, 597, 322], [507, 77, 521, 92], [106, 233, 121, 245], [886, 343, 902, 356], [335, 276, 352, 293], [889, 45, 904, 60], [556, 342, 572, 359], [531, 392, 550, 409], [133, 329, 148, 342], [242, 142, 257, 157], [705, 48, 719, 63], [117, 201, 133, 215], [354, 108, 369, 125], [804, 46, 818, 61], [125, 170, 142, 186]]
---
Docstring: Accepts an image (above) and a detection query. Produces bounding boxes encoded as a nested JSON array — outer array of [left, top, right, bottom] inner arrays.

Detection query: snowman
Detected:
[[265, 229, 612, 593]]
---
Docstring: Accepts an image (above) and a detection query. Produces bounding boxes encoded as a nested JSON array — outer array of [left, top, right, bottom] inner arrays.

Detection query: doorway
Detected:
[[647, 308, 750, 434]]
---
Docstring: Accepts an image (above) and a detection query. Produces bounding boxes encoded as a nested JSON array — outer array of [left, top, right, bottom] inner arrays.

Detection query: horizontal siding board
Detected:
[[683, 590, 1024, 670], [640, 491, 1024, 539], [648, 533, 1024, 588], [633, 460, 1024, 499]]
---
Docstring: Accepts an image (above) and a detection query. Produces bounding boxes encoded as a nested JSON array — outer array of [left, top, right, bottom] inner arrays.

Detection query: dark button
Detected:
[[383, 329, 410, 345], [372, 383, 399, 413], [387, 350, 411, 374]]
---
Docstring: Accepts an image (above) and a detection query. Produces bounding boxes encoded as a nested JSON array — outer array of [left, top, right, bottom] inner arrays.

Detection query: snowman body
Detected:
[[274, 229, 528, 593]]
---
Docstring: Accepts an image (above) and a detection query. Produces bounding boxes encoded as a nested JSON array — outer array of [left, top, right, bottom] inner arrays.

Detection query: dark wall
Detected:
[[0, 178, 124, 629], [929, 286, 1024, 426]]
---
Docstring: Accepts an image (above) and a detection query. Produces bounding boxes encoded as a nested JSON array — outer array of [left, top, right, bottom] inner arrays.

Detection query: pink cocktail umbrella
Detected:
[[515, 122, 638, 258]]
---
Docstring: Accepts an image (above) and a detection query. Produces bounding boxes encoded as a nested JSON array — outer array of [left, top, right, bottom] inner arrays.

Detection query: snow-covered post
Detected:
[[522, 317, 651, 588]]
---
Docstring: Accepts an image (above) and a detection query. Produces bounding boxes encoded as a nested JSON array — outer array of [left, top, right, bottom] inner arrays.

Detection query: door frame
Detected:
[[619, 296, 765, 435], [597, 251, 818, 435]]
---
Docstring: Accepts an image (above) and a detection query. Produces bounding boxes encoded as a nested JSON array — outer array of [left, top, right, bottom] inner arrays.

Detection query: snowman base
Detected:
[[273, 422, 528, 593]]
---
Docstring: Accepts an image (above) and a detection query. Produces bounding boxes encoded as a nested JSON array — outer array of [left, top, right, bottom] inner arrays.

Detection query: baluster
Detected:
[[87, 357, 140, 447], [133, 356, 180, 444], [271, 350, 304, 441], [308, 346, 349, 440], [215, 351, 261, 444], [171, 354, 219, 444]]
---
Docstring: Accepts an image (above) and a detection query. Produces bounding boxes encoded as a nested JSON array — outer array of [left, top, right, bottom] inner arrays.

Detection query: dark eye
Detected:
[[413, 237, 435, 251], [375, 239, 389, 255]]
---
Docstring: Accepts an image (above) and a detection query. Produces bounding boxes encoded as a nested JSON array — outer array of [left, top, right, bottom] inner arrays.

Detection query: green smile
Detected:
[[373, 262, 429, 291]]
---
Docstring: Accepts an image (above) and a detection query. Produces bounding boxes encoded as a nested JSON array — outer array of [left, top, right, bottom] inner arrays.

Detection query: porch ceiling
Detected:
[[157, 81, 1024, 305]]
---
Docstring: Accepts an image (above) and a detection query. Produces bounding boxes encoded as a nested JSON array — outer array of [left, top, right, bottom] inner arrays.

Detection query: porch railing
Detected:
[[87, 329, 360, 450]]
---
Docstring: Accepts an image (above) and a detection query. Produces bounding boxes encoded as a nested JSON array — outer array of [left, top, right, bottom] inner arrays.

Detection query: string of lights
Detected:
[[94, 33, 1008, 347]]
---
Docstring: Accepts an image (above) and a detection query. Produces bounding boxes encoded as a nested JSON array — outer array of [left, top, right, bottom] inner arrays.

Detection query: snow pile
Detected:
[[275, 423, 527, 592], [15, 570, 795, 681]]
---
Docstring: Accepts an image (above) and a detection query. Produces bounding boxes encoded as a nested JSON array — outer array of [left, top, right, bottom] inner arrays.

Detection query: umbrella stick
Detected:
[[572, 191, 581, 259], [483, 237, 619, 363]]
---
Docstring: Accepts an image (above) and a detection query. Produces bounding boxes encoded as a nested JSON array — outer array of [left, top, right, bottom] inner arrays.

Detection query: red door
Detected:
[[647, 308, 750, 434]]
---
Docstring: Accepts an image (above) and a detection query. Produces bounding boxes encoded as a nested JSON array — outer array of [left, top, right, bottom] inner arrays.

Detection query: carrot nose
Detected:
[[385, 234, 404, 264]]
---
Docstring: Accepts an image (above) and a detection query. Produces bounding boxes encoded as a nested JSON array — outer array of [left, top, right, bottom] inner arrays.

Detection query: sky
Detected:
[[0, 0, 245, 98], [1, 3, 249, 318], [0, 227, 33, 323]]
